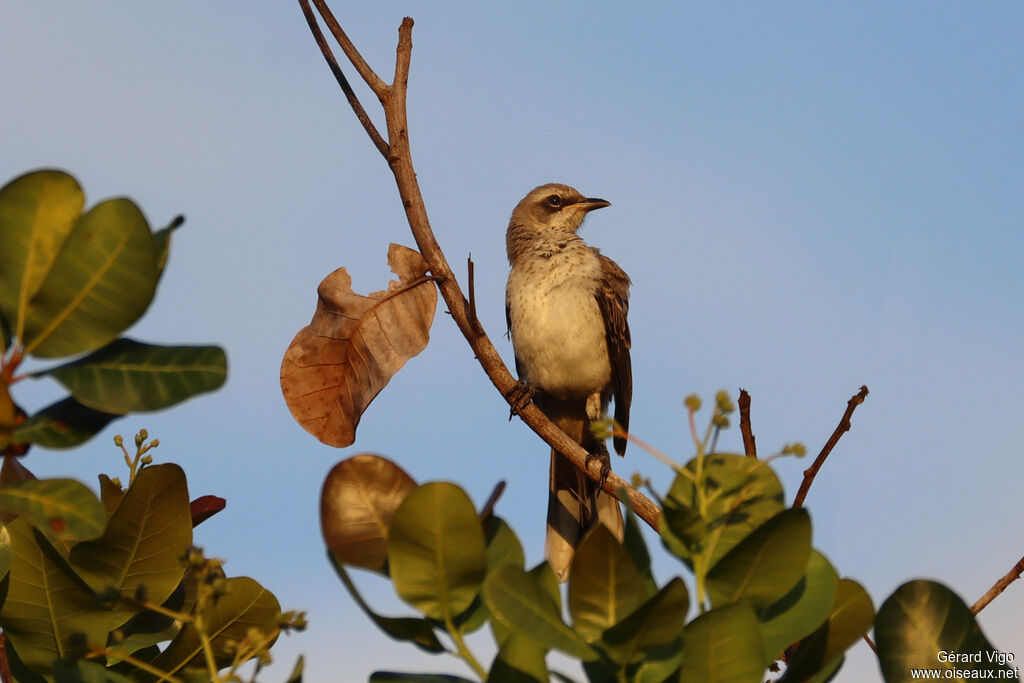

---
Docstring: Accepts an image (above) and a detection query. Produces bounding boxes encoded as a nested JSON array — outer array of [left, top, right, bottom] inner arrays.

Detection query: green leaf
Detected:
[[706, 508, 811, 609], [484, 564, 596, 660], [321, 454, 417, 576], [875, 580, 1016, 682], [488, 632, 549, 683], [98, 474, 124, 519], [286, 655, 305, 683], [758, 549, 838, 664], [153, 214, 184, 277], [328, 552, 446, 654], [783, 578, 875, 681], [632, 640, 684, 683], [568, 524, 650, 642], [0, 519, 119, 673], [0, 169, 84, 341], [600, 577, 689, 665], [68, 464, 192, 620], [35, 338, 227, 414], [1, 307, 10, 353], [151, 576, 281, 673], [622, 504, 657, 596], [663, 453, 784, 569], [0, 477, 105, 542], [485, 517, 525, 573], [12, 396, 121, 449], [22, 197, 161, 358], [388, 482, 486, 621], [678, 603, 765, 683]]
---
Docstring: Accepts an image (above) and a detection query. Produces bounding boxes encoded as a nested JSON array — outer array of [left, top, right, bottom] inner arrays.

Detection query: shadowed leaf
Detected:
[[875, 580, 1015, 683], [21, 198, 161, 358], [0, 478, 105, 542], [68, 464, 191, 619], [281, 243, 437, 447], [33, 338, 227, 413], [758, 550, 838, 665], [97, 474, 124, 518], [0, 523, 10, 579], [12, 396, 120, 449], [568, 524, 650, 642], [370, 674, 476, 682], [321, 454, 417, 575], [0, 170, 84, 339], [151, 576, 281, 674], [0, 520, 119, 672], [678, 604, 764, 683], [600, 577, 689, 665]]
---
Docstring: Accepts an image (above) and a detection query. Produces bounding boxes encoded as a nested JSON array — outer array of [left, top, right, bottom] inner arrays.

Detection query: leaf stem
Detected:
[[444, 611, 485, 680]]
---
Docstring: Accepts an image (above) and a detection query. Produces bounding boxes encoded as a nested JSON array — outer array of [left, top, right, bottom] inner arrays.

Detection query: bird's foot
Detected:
[[506, 380, 539, 420], [586, 441, 612, 490]]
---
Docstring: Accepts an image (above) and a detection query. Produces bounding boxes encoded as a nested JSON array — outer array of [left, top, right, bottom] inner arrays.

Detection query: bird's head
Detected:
[[509, 183, 611, 234]]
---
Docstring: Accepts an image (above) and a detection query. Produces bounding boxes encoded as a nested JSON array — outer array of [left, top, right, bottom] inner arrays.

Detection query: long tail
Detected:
[[540, 396, 623, 582]]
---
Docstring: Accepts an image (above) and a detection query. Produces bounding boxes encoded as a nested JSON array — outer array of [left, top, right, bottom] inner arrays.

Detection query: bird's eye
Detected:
[[546, 195, 561, 207]]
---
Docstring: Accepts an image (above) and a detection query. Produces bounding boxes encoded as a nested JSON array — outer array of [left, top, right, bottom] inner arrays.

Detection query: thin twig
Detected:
[[971, 554, 1024, 614], [300, 8, 663, 533], [792, 385, 869, 509], [739, 388, 757, 458], [479, 480, 506, 524], [298, 0, 388, 157], [310, 0, 388, 95]]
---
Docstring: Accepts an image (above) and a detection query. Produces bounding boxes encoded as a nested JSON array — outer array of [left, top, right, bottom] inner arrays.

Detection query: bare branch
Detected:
[[297, 0, 388, 157], [972, 554, 1024, 615], [302, 6, 662, 533], [739, 388, 756, 458], [792, 385, 869, 508], [309, 0, 388, 96]]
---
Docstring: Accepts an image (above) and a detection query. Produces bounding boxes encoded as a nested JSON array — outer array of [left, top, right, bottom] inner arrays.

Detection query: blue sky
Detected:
[[2, 3, 1022, 681]]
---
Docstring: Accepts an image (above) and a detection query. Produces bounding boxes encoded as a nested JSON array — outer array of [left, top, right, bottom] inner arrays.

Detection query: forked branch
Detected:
[[297, 1, 661, 531]]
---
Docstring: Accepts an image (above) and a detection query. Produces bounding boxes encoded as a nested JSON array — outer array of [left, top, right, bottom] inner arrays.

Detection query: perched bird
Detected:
[[505, 183, 632, 581]]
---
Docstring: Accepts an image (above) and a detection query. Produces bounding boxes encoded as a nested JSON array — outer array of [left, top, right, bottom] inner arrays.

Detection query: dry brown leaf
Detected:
[[280, 243, 437, 447], [320, 454, 417, 575]]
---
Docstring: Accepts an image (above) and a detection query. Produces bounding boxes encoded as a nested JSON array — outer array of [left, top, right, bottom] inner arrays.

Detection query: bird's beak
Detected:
[[579, 198, 611, 212]]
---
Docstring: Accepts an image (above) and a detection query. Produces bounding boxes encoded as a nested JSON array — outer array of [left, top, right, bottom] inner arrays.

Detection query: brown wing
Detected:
[[595, 252, 632, 456]]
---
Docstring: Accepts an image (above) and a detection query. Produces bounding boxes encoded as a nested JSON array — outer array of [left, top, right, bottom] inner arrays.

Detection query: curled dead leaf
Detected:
[[280, 243, 437, 447], [320, 454, 417, 575]]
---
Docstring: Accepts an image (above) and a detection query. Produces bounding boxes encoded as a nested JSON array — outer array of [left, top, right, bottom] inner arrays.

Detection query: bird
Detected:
[[505, 183, 631, 582]]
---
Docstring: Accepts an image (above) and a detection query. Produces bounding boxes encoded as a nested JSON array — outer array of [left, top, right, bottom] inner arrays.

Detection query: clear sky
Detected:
[[2, 3, 1022, 681]]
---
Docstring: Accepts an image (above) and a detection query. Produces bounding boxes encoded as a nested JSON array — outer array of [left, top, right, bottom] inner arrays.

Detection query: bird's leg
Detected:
[[585, 392, 612, 489], [506, 379, 540, 420]]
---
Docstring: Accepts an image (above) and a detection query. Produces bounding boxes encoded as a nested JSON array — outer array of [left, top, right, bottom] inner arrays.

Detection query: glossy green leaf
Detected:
[[321, 454, 417, 575], [488, 632, 549, 683], [12, 396, 120, 449], [97, 474, 124, 519], [632, 639, 684, 683], [388, 482, 486, 621], [783, 578, 875, 681], [35, 338, 227, 414], [329, 552, 445, 653], [875, 580, 1015, 682], [678, 603, 765, 683], [0, 477, 105, 542], [568, 524, 650, 642], [600, 577, 689, 665], [22, 197, 161, 358], [0, 519, 119, 673], [69, 464, 191, 619], [484, 564, 596, 660], [151, 576, 281, 673], [707, 508, 811, 608], [0, 170, 84, 339], [485, 517, 525, 572], [758, 550, 838, 664], [663, 453, 784, 568]]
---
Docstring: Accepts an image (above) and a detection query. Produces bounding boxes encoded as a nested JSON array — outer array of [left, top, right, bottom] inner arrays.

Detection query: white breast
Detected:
[[507, 247, 611, 400]]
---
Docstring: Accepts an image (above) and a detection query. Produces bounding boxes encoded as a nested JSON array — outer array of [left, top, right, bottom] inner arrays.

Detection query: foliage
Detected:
[[0, 169, 227, 454], [0, 169, 303, 681], [319, 397, 1018, 683]]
